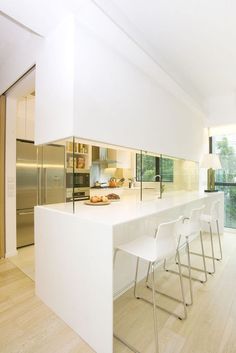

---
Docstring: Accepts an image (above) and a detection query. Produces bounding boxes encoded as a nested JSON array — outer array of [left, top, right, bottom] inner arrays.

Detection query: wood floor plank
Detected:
[[0, 261, 95, 353], [1, 232, 236, 353], [114, 232, 236, 353]]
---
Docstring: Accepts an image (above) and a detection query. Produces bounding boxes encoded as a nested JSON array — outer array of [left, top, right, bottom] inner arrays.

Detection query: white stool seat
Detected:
[[117, 236, 157, 262], [178, 222, 199, 242], [117, 234, 178, 263]]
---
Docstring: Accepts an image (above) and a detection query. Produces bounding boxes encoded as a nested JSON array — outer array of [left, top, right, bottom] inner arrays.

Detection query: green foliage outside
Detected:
[[162, 158, 174, 182], [136, 154, 174, 182], [214, 136, 236, 228], [136, 154, 156, 181]]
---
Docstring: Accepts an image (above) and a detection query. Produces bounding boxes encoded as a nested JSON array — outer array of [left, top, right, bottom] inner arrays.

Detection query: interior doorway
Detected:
[[4, 68, 35, 272]]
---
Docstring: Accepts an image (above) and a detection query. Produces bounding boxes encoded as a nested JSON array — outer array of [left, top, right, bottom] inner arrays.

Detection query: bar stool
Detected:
[[198, 200, 222, 273], [185, 200, 222, 276], [165, 205, 207, 305], [113, 216, 186, 353]]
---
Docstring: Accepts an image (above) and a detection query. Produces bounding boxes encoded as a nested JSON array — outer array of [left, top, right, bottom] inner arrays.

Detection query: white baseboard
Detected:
[[5, 250, 18, 258]]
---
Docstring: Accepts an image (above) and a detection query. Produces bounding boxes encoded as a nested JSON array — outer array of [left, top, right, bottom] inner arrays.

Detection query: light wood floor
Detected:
[[9, 245, 35, 280], [1, 232, 236, 353]]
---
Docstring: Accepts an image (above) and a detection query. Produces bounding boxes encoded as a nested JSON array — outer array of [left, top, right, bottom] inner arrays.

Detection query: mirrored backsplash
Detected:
[[36, 136, 199, 211]]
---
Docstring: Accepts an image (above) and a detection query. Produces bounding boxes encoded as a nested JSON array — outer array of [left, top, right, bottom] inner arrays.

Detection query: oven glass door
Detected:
[[67, 173, 90, 188], [74, 173, 90, 187]]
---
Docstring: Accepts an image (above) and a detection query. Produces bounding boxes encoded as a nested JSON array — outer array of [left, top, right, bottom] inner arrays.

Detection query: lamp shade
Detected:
[[200, 153, 222, 170]]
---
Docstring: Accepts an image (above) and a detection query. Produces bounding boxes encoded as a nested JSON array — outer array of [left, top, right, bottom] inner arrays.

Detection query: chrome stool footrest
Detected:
[[145, 284, 187, 319], [137, 294, 185, 320], [177, 262, 213, 276], [189, 251, 221, 261]]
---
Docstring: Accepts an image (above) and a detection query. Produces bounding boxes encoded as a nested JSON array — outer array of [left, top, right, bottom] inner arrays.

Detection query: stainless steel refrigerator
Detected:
[[16, 140, 65, 248]]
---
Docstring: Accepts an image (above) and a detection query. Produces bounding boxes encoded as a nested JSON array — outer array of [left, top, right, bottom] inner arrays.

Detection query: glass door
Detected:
[[212, 135, 236, 228]]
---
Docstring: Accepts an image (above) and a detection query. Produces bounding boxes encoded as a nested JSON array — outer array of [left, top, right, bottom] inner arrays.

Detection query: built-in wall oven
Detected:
[[66, 171, 90, 201], [66, 187, 90, 202], [66, 172, 90, 188]]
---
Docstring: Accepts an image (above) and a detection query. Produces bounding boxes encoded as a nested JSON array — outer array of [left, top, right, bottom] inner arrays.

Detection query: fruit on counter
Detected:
[[106, 193, 120, 200], [109, 177, 117, 188], [90, 196, 99, 203], [90, 195, 108, 203]]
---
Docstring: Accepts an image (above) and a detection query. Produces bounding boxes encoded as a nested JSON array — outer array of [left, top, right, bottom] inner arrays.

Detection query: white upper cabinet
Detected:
[[16, 95, 35, 141]]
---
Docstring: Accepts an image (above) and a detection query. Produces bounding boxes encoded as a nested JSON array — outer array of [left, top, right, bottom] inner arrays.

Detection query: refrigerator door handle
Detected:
[[44, 167, 47, 204], [37, 166, 41, 205], [17, 211, 34, 216]]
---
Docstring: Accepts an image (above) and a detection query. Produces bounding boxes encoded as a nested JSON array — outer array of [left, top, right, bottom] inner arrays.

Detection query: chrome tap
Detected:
[[154, 174, 163, 199]]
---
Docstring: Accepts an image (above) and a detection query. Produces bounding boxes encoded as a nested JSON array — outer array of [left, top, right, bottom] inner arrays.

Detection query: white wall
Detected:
[[74, 13, 204, 161], [35, 16, 75, 145], [35, 3, 205, 162], [205, 94, 236, 127]]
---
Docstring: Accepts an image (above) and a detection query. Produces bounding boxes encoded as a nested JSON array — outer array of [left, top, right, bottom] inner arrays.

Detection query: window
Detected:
[[212, 135, 236, 229], [162, 158, 174, 182], [136, 153, 174, 182]]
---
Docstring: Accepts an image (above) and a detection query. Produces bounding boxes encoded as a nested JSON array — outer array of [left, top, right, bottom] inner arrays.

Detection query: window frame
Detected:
[[211, 136, 236, 187], [135, 154, 174, 183]]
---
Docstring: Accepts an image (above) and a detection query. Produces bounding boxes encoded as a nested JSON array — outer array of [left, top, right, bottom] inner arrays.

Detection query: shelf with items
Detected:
[[66, 141, 89, 154], [66, 155, 86, 169], [65, 140, 91, 171]]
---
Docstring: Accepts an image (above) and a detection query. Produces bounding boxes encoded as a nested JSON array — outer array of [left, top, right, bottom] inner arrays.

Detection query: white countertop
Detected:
[[37, 191, 223, 226]]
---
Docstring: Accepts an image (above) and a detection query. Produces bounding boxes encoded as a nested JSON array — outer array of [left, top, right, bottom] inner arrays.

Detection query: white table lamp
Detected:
[[200, 153, 222, 192]]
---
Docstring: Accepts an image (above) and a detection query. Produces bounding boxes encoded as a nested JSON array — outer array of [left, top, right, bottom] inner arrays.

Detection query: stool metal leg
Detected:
[[172, 230, 208, 283], [146, 262, 151, 286], [176, 250, 187, 319], [216, 219, 223, 260], [147, 255, 188, 318], [199, 230, 208, 281], [151, 263, 159, 353], [209, 223, 216, 274], [186, 240, 193, 305], [183, 230, 208, 279], [190, 220, 223, 262], [113, 252, 141, 353], [134, 257, 140, 298]]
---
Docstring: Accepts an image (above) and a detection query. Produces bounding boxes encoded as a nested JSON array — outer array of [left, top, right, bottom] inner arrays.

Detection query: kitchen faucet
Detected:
[[154, 174, 163, 199]]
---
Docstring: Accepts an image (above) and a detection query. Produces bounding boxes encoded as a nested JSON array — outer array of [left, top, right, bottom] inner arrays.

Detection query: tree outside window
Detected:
[[136, 153, 174, 182], [213, 135, 236, 228]]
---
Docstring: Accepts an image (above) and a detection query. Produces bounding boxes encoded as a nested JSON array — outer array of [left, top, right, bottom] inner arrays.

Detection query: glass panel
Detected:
[[136, 151, 198, 201], [213, 135, 236, 183], [37, 137, 199, 207], [136, 153, 156, 182], [162, 157, 174, 182], [212, 134, 236, 228], [37, 138, 67, 206], [215, 185, 236, 228]]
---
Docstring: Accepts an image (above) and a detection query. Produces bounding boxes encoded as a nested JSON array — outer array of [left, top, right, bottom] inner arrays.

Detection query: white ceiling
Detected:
[[109, 0, 236, 105], [1, 0, 236, 123]]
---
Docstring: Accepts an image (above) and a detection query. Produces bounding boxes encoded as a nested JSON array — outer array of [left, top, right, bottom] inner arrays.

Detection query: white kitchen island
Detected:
[[35, 191, 224, 353]]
